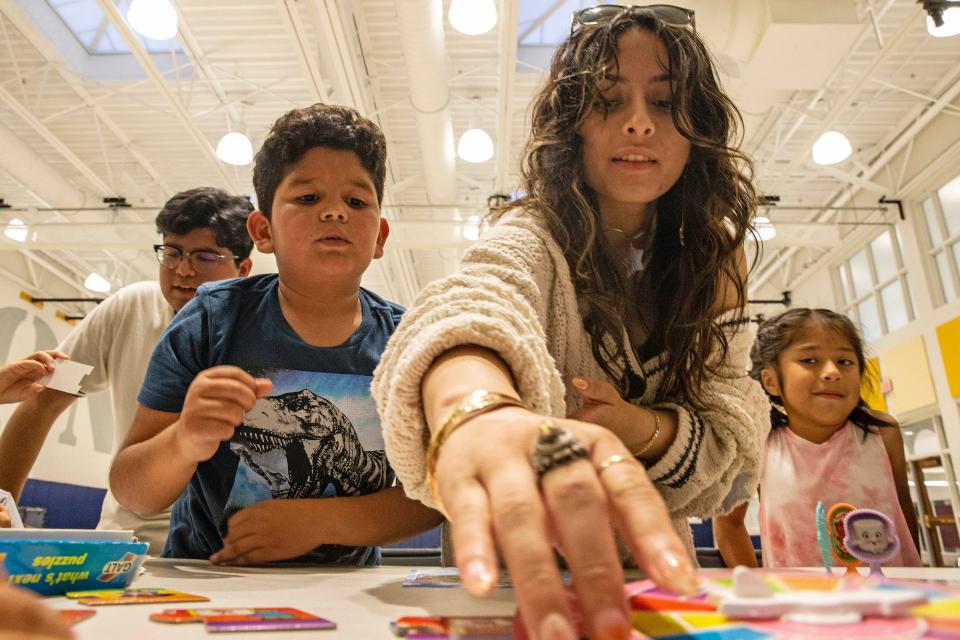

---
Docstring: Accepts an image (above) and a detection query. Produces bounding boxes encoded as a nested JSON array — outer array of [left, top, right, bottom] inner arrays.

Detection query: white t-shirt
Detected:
[[58, 281, 174, 552]]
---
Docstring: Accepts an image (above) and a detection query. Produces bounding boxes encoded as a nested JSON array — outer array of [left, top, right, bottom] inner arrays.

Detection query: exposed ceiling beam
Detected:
[[812, 163, 889, 195], [765, 11, 915, 194], [495, 0, 519, 194], [750, 0, 898, 169], [0, 1, 174, 195], [94, 0, 242, 194], [0, 120, 94, 207], [305, 0, 363, 107], [516, 0, 566, 42], [171, 3, 243, 126], [751, 71, 960, 293], [0, 83, 115, 197], [276, 0, 326, 102]]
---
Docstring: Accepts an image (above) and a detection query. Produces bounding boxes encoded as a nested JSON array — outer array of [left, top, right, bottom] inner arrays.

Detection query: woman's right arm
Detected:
[[421, 351, 697, 640], [376, 221, 696, 639]]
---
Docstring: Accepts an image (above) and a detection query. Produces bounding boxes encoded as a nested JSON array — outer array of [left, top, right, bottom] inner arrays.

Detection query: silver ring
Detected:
[[531, 422, 589, 476]]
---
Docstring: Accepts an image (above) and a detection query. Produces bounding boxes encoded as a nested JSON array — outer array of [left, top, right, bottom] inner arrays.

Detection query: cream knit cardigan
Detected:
[[372, 209, 770, 550]]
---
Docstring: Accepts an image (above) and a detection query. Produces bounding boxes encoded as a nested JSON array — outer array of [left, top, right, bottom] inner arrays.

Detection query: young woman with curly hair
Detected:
[[373, 6, 769, 639]]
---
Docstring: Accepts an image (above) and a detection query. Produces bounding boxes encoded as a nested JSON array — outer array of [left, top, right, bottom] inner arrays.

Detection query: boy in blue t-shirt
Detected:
[[110, 104, 441, 565]]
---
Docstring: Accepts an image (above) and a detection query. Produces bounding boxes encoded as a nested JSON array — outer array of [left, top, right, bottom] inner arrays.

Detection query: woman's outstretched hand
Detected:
[[433, 405, 698, 640]]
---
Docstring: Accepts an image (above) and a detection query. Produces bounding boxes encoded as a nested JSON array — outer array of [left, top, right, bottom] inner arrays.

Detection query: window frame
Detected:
[[921, 185, 960, 306], [835, 227, 914, 340]]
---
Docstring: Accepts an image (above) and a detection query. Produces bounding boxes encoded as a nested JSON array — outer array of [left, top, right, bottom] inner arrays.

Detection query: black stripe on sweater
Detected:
[[652, 411, 705, 490]]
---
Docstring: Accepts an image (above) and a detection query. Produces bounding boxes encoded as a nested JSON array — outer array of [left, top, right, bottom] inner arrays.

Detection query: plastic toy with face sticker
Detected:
[[843, 508, 899, 576]]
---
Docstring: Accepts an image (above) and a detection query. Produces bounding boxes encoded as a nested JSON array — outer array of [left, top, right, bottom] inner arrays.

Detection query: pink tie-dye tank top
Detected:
[[759, 422, 921, 568]]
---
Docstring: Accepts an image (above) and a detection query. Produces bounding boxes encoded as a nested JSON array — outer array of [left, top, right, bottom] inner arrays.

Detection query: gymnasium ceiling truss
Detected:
[[0, 0, 956, 319]]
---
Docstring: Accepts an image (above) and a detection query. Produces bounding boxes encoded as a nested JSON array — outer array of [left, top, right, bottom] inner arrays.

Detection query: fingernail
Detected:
[[654, 550, 699, 595], [592, 607, 629, 638], [464, 559, 495, 594], [572, 378, 588, 390], [539, 613, 576, 640]]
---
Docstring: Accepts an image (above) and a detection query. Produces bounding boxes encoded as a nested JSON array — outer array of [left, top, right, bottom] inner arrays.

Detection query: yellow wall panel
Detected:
[[881, 336, 937, 414], [861, 357, 888, 412], [936, 315, 960, 398]]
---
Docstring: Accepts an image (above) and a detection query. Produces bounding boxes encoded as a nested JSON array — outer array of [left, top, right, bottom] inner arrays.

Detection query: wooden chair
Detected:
[[909, 455, 958, 567]]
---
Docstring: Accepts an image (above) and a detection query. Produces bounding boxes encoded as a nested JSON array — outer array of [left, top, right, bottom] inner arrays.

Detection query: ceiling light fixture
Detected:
[[753, 216, 777, 241], [457, 128, 494, 163], [449, 0, 498, 35], [927, 7, 960, 36], [84, 273, 112, 294], [216, 132, 253, 166], [126, 0, 178, 41], [4, 218, 27, 243], [812, 131, 853, 166]]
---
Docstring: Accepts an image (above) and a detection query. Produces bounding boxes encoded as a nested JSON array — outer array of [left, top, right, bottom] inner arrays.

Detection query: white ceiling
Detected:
[[0, 0, 957, 320]]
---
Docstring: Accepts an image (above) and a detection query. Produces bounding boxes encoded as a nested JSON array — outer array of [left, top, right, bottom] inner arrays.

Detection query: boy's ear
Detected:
[[247, 210, 274, 255], [759, 367, 781, 397], [236, 258, 253, 277], [373, 217, 390, 260]]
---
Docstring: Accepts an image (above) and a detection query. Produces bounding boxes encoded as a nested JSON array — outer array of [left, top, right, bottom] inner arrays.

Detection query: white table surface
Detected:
[[54, 559, 517, 639], [48, 560, 960, 639]]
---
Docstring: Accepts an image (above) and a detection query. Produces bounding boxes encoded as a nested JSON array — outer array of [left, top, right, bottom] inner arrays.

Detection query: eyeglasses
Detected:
[[571, 4, 695, 34], [154, 244, 239, 273]]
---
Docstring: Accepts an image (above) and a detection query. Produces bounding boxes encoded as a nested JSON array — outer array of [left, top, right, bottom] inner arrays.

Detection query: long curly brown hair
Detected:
[[506, 9, 758, 409]]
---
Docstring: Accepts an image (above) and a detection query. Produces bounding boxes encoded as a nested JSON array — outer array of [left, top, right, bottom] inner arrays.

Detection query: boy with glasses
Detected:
[[0, 187, 253, 552]]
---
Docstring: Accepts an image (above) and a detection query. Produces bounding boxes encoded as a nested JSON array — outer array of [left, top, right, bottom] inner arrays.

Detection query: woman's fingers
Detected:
[[592, 440, 699, 595], [443, 476, 498, 596], [572, 377, 619, 404], [485, 463, 577, 640], [540, 457, 631, 639]]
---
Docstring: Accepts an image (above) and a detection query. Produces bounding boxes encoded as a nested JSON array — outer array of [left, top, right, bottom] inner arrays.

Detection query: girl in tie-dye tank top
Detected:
[[715, 308, 920, 568]]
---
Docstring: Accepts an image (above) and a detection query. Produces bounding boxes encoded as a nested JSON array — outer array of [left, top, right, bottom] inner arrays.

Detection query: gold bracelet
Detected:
[[632, 406, 661, 458], [426, 390, 527, 516]]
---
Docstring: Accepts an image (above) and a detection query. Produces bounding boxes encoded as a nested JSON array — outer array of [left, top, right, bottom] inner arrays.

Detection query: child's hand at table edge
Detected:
[[210, 499, 329, 565]]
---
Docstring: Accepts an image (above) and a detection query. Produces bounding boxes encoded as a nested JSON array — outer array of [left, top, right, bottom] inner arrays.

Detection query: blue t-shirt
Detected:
[[137, 274, 404, 565]]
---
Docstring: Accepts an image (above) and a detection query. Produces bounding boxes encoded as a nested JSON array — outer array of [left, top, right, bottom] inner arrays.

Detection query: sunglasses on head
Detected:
[[570, 4, 696, 35]]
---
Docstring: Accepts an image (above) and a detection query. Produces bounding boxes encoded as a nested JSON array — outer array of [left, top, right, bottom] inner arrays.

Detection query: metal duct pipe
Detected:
[[0, 121, 93, 208], [395, 0, 457, 204]]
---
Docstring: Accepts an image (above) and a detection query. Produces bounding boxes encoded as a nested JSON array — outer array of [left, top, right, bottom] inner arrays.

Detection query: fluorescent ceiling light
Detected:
[[927, 8, 960, 37], [84, 272, 111, 293], [126, 0, 178, 41], [4, 218, 27, 243], [812, 131, 852, 166], [457, 128, 494, 163], [449, 0, 497, 35], [753, 216, 777, 241], [216, 132, 253, 166]]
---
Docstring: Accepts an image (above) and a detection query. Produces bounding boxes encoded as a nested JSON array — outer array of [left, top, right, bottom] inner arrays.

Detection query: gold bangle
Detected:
[[425, 390, 527, 516], [632, 407, 661, 458]]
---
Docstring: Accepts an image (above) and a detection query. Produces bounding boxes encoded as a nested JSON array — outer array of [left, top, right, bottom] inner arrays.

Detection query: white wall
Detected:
[[0, 276, 112, 489]]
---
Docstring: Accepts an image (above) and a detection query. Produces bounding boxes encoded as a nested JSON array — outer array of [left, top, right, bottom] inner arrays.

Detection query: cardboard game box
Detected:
[[0, 529, 147, 596]]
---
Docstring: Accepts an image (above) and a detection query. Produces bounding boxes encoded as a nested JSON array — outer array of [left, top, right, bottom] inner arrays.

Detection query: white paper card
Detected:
[[0, 489, 23, 528], [39, 360, 93, 395]]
